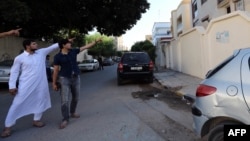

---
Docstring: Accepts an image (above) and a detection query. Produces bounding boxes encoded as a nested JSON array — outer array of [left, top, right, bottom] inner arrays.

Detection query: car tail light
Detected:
[[196, 84, 217, 97], [149, 61, 154, 71], [118, 63, 123, 71]]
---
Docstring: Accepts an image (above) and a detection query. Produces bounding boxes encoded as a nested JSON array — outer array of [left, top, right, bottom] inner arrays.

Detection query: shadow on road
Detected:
[[0, 83, 9, 94]]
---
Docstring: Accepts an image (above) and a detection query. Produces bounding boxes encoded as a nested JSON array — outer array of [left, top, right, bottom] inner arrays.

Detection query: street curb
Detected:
[[154, 76, 196, 103]]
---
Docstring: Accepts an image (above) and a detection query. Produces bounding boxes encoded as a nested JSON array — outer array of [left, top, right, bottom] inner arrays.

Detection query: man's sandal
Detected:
[[1, 128, 11, 138], [70, 113, 80, 118], [33, 121, 45, 128], [59, 120, 68, 129]]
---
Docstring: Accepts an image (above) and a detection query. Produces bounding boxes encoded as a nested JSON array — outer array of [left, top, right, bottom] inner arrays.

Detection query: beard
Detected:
[[31, 48, 37, 52]]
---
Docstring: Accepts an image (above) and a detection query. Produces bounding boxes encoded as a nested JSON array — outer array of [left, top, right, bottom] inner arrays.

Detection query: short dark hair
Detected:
[[23, 39, 35, 49], [59, 39, 71, 49]]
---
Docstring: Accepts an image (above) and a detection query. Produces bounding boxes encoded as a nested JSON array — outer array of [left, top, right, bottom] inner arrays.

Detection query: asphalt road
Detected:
[[0, 64, 200, 141]]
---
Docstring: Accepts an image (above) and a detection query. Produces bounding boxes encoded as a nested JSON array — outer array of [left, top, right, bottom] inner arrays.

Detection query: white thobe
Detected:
[[5, 43, 59, 127]]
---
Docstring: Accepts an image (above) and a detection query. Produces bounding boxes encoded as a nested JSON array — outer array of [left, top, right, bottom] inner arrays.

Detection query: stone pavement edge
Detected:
[[153, 69, 204, 101]]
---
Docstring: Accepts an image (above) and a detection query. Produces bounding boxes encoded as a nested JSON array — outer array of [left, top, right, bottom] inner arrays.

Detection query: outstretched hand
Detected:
[[95, 38, 102, 43], [68, 37, 76, 43], [8, 28, 22, 36]]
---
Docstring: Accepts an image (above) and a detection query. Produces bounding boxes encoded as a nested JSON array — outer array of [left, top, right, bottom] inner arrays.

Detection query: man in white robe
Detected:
[[1, 39, 59, 138]]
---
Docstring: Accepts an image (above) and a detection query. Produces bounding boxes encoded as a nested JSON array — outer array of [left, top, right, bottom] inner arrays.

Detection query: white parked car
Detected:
[[0, 60, 13, 83], [192, 48, 250, 141], [78, 59, 99, 71]]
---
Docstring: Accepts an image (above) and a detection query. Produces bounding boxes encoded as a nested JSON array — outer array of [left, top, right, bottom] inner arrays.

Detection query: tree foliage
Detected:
[[131, 40, 156, 62], [0, 0, 150, 40], [0, 0, 30, 31], [85, 33, 115, 57]]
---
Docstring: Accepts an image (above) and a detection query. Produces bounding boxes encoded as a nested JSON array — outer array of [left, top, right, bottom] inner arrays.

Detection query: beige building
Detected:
[[168, 0, 250, 79], [114, 36, 125, 51], [192, 0, 249, 28], [171, 0, 193, 38], [152, 22, 172, 69], [145, 35, 152, 42]]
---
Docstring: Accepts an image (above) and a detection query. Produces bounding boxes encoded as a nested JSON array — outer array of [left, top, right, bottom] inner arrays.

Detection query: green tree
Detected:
[[115, 51, 123, 57], [0, 0, 30, 31], [1, 0, 150, 40], [131, 40, 156, 62], [85, 33, 115, 58]]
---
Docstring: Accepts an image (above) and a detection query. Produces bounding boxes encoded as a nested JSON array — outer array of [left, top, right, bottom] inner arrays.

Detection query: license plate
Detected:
[[131, 67, 142, 70]]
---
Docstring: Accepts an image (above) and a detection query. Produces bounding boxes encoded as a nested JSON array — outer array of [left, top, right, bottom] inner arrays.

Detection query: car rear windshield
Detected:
[[206, 55, 234, 78], [122, 53, 150, 63]]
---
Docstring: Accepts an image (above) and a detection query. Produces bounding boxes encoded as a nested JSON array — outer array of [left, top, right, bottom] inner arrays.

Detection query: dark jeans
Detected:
[[46, 67, 52, 81], [59, 75, 80, 121]]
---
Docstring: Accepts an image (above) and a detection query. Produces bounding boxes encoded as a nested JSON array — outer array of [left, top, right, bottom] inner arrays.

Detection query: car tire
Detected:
[[208, 121, 240, 141], [148, 77, 154, 83], [207, 124, 224, 141], [117, 77, 123, 86]]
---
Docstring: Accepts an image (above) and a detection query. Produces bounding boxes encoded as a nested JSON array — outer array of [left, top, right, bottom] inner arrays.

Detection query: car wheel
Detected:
[[117, 77, 123, 86], [208, 121, 239, 141], [208, 124, 224, 141], [148, 77, 154, 83]]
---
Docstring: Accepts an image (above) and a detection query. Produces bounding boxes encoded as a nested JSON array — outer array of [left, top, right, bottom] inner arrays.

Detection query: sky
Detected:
[[122, 0, 182, 48]]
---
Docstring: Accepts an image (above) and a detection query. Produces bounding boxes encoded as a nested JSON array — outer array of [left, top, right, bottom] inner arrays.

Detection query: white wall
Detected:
[[170, 11, 250, 79]]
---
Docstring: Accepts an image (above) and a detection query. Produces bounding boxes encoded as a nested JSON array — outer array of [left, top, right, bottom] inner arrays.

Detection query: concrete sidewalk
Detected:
[[154, 69, 203, 100]]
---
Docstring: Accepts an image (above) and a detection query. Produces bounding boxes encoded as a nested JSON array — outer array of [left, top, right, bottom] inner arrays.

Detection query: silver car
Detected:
[[192, 48, 250, 140], [0, 60, 13, 83], [78, 59, 99, 71]]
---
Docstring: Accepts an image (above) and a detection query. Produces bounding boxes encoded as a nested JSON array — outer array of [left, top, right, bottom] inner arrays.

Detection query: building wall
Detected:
[[0, 37, 91, 64], [179, 27, 204, 77], [164, 43, 171, 69], [152, 22, 172, 69], [0, 37, 57, 62], [167, 0, 250, 79], [246, 0, 250, 11], [171, 0, 192, 38], [170, 39, 180, 70], [204, 11, 250, 73], [115, 36, 124, 51], [193, 0, 249, 28], [171, 9, 178, 38], [171, 11, 250, 79], [196, 0, 218, 27]]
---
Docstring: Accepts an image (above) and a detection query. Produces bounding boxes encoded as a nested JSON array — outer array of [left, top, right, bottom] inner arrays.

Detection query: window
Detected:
[[235, 0, 244, 11], [206, 55, 234, 78], [192, 1, 198, 20], [201, 15, 210, 22], [226, 6, 231, 13]]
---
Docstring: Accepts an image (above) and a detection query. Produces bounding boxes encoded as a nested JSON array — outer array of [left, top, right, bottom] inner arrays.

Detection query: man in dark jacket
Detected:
[[52, 38, 102, 129]]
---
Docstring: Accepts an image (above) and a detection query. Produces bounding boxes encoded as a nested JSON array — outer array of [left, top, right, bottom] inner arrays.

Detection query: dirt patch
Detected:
[[132, 84, 192, 112], [130, 83, 202, 141]]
